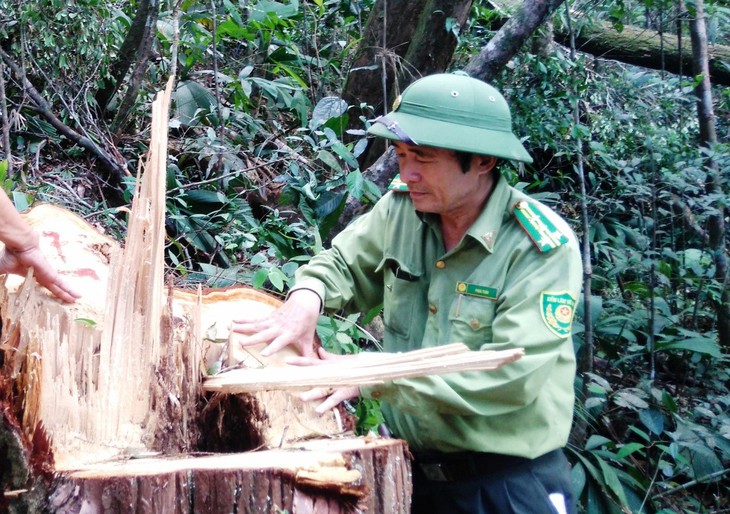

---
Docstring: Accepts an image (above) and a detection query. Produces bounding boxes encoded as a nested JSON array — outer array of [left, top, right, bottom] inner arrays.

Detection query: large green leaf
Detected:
[[249, 0, 300, 22], [596, 457, 629, 507], [174, 80, 216, 126], [657, 337, 721, 357], [310, 96, 348, 130], [639, 408, 664, 435], [183, 189, 228, 205]]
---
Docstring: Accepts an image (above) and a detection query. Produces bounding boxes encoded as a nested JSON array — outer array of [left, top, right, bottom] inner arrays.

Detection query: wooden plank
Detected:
[[203, 345, 524, 393]]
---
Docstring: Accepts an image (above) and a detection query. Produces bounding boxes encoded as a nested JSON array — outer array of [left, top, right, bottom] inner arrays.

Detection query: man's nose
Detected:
[[399, 161, 421, 183]]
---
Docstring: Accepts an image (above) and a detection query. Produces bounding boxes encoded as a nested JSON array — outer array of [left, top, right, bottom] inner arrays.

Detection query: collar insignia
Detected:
[[387, 174, 409, 192]]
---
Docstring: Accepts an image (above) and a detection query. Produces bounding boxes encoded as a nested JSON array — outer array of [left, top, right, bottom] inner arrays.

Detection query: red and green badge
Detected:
[[540, 291, 576, 338]]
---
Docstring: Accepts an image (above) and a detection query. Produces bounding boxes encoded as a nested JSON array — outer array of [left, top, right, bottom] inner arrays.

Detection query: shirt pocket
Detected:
[[448, 294, 497, 348], [380, 259, 423, 339]]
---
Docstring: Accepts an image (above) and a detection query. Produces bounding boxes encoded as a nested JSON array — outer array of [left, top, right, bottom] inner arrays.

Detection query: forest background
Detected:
[[0, 0, 729, 512]]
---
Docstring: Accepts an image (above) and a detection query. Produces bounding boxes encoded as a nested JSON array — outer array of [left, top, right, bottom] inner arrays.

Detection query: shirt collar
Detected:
[[465, 173, 511, 253]]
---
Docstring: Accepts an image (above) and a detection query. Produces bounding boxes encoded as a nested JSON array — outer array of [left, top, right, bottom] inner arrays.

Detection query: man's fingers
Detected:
[[285, 355, 327, 366], [47, 283, 79, 303], [299, 387, 331, 402], [299, 386, 360, 414], [260, 334, 314, 358], [231, 318, 267, 335], [33, 272, 81, 303], [236, 326, 278, 347], [300, 387, 340, 413], [53, 277, 81, 302], [315, 396, 343, 414]]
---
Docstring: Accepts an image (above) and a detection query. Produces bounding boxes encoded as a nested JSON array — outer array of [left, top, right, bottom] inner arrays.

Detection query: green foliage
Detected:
[[495, 38, 729, 513], [159, 0, 380, 294], [353, 397, 385, 435], [3, 1, 729, 511], [574, 369, 730, 513]]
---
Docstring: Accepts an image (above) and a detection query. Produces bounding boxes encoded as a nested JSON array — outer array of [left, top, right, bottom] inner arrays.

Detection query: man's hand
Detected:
[[0, 246, 80, 303], [287, 346, 361, 414], [0, 190, 80, 303], [232, 288, 322, 358]]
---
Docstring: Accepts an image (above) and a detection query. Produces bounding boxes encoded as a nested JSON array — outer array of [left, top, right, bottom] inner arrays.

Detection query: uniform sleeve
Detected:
[[292, 195, 395, 314], [361, 236, 582, 417]]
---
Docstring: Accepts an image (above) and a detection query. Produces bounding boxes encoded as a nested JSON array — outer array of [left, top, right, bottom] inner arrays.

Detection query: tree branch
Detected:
[[0, 62, 11, 175], [0, 47, 129, 188], [463, 0, 565, 81]]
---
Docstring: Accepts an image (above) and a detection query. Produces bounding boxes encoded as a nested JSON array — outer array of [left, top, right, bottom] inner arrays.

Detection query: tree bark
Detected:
[[8, 434, 412, 514], [341, 0, 428, 118], [0, 62, 11, 176], [110, 0, 161, 134], [687, 0, 730, 346], [342, 0, 473, 170], [487, 0, 730, 85], [95, 0, 160, 113], [463, 0, 564, 81]]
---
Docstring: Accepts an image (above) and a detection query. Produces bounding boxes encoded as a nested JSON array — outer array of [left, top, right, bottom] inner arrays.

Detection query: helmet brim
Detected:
[[368, 111, 533, 164]]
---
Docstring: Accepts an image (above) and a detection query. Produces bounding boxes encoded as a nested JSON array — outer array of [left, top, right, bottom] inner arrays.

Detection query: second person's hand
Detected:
[[288, 346, 361, 413]]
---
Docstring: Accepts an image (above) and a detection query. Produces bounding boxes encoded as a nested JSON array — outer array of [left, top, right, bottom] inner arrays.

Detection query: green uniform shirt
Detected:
[[292, 174, 582, 457]]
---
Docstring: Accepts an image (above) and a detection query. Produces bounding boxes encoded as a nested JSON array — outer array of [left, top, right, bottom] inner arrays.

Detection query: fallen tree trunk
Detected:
[[553, 19, 730, 87]]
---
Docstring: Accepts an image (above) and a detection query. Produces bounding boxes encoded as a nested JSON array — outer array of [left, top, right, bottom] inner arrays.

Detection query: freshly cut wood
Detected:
[[204, 344, 525, 393], [172, 288, 344, 449], [1, 80, 400, 513], [47, 437, 412, 514]]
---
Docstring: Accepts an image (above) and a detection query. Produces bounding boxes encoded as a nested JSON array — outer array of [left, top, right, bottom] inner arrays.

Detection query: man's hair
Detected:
[[454, 150, 473, 173], [454, 151, 502, 175]]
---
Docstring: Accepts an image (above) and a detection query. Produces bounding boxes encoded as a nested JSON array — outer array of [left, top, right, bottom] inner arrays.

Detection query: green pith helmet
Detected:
[[367, 73, 533, 164]]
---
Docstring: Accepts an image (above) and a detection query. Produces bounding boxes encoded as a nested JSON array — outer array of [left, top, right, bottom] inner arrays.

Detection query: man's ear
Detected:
[[474, 155, 498, 175]]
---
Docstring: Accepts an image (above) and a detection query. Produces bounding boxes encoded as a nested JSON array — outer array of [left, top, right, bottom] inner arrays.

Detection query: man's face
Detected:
[[393, 141, 495, 219]]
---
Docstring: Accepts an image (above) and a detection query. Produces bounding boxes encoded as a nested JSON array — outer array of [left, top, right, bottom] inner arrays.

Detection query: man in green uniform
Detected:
[[234, 73, 582, 514]]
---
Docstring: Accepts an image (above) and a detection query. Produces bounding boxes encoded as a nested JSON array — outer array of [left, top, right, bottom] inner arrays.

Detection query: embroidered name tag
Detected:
[[455, 282, 499, 300]]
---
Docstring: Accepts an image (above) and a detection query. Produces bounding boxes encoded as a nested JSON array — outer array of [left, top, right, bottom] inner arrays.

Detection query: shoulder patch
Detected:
[[540, 291, 576, 338], [387, 174, 409, 192], [513, 201, 569, 253]]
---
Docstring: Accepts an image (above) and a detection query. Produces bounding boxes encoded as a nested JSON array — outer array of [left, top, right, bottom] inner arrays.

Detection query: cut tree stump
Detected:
[[0, 82, 412, 513], [47, 438, 411, 514], [0, 203, 410, 511]]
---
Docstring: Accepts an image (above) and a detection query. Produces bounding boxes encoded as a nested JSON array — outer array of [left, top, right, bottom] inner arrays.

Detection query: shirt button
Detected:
[[428, 304, 437, 314], [470, 319, 481, 329], [435, 260, 446, 269]]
